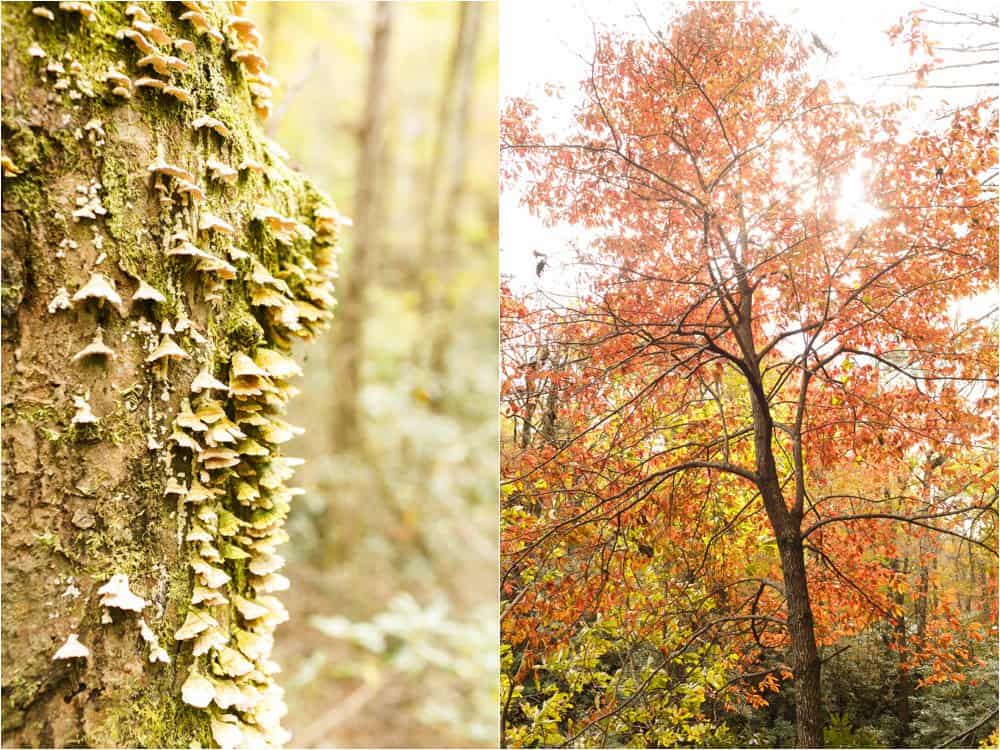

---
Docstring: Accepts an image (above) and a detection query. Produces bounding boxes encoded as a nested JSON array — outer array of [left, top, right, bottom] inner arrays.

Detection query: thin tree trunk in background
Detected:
[[419, 3, 482, 381], [330, 3, 393, 451], [429, 3, 482, 377], [893, 555, 913, 745]]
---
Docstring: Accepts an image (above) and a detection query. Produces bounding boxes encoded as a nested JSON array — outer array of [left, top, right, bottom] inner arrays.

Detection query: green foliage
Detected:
[[824, 712, 884, 748], [504, 619, 738, 748], [910, 647, 999, 749], [312, 594, 497, 744]]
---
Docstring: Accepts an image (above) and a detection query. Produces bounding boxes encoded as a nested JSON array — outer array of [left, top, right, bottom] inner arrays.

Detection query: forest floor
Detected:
[[275, 559, 468, 748]]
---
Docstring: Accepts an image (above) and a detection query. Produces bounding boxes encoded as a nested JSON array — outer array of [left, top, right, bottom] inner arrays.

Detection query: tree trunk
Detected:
[[417, 3, 482, 382], [777, 534, 825, 748], [2, 3, 340, 746], [746, 359, 824, 747], [427, 2, 482, 378], [329, 2, 393, 451]]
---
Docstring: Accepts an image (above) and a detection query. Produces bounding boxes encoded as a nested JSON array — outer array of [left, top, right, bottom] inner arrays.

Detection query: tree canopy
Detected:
[[500, 3, 997, 747]]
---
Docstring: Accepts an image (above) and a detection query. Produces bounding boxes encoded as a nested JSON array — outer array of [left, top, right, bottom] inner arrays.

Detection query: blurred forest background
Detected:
[[246, 2, 498, 746]]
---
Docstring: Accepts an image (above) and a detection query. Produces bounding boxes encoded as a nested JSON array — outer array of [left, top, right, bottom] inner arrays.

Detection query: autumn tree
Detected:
[[501, 3, 997, 747], [2, 2, 344, 746]]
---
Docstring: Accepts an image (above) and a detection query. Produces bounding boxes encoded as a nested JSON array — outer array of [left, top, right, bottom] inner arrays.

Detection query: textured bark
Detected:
[[777, 535, 824, 748], [742, 298, 824, 748], [1, 3, 340, 747]]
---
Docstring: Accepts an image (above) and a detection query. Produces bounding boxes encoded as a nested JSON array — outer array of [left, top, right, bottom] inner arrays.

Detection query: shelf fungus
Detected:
[[32, 6, 56, 21], [72, 272, 122, 310], [315, 204, 354, 234], [115, 28, 157, 55], [165, 476, 188, 497], [71, 395, 99, 425], [224, 16, 261, 46], [199, 212, 236, 236], [131, 279, 167, 309], [131, 19, 170, 46], [53, 633, 90, 661], [179, 10, 225, 43], [58, 1, 97, 22], [206, 157, 238, 185], [139, 618, 170, 664], [72, 327, 116, 364], [181, 670, 215, 709], [137, 53, 189, 76], [174, 38, 196, 55], [191, 366, 228, 394], [163, 85, 195, 105], [193, 115, 231, 139], [238, 156, 266, 174], [230, 49, 268, 75], [134, 76, 166, 92], [252, 205, 298, 245], [148, 157, 196, 183], [195, 253, 237, 280], [2, 154, 22, 177], [147, 334, 190, 378], [124, 3, 150, 23], [102, 69, 133, 98], [98, 573, 147, 613], [175, 178, 206, 203]]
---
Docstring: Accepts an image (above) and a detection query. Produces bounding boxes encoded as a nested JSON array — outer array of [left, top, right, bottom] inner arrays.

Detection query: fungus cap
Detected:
[[193, 115, 231, 139], [124, 4, 150, 22], [199, 212, 236, 235], [207, 157, 238, 184], [191, 367, 228, 393], [148, 158, 194, 182], [71, 395, 99, 425], [181, 671, 215, 708], [53, 633, 90, 660], [72, 272, 122, 308], [147, 334, 190, 363], [174, 608, 219, 640], [72, 328, 116, 363], [97, 573, 147, 612], [116, 28, 157, 55], [253, 348, 303, 379], [131, 279, 166, 305], [211, 716, 244, 750], [230, 352, 269, 379], [163, 85, 195, 105], [131, 19, 170, 45]]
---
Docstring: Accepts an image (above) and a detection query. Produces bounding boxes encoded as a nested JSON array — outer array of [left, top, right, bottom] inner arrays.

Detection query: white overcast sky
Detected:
[[499, 0, 998, 292]]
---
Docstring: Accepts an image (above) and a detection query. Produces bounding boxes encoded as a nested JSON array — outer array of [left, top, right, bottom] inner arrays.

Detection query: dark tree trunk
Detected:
[[777, 533, 825, 748], [745, 335, 824, 747]]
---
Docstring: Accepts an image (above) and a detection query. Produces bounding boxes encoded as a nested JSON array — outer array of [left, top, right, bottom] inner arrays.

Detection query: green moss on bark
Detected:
[[3, 2, 342, 747]]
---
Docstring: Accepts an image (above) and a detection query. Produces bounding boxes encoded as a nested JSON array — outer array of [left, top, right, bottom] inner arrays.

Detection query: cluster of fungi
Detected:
[[7, 2, 349, 747]]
